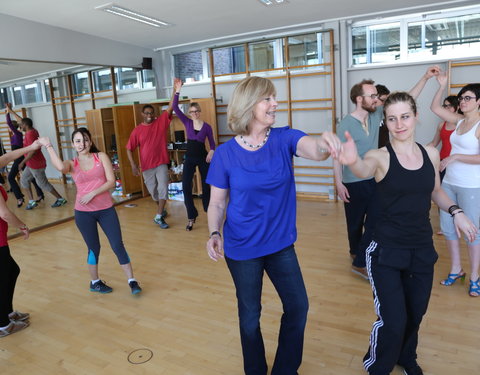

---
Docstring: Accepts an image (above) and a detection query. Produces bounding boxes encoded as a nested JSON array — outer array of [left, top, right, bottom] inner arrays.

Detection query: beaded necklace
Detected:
[[240, 127, 271, 149]]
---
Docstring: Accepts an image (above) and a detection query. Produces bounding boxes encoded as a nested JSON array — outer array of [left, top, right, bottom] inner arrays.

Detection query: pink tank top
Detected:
[[72, 153, 113, 212]]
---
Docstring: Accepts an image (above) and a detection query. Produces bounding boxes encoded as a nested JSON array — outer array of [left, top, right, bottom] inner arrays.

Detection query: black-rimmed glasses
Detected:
[[458, 95, 477, 102]]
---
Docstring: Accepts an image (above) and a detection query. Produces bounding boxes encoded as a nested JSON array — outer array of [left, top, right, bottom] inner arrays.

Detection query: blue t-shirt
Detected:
[[207, 126, 306, 260]]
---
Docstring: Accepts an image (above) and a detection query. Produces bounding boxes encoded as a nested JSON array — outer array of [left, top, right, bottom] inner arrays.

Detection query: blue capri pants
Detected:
[[74, 207, 130, 265]]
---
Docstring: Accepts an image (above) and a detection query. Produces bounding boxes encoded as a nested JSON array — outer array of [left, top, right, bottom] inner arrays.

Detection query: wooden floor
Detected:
[[1, 198, 478, 375]]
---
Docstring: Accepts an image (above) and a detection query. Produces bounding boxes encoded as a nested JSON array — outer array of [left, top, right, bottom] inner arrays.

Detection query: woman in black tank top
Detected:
[[336, 92, 477, 375]]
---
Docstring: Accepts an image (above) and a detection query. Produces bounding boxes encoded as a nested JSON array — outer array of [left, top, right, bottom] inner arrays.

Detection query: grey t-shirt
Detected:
[[337, 106, 383, 183]]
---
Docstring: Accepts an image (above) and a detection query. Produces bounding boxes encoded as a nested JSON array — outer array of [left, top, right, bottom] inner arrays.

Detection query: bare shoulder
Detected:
[[365, 147, 388, 161], [423, 144, 440, 162]]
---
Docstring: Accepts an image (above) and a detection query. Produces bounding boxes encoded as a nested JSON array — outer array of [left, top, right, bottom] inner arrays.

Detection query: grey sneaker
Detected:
[[26, 201, 38, 210], [90, 280, 113, 293], [153, 216, 169, 229], [0, 320, 29, 338], [51, 198, 67, 207], [129, 281, 142, 295]]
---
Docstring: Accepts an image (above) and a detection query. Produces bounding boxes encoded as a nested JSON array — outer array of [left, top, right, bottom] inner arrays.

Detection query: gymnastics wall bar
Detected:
[[447, 59, 480, 94], [208, 30, 336, 201]]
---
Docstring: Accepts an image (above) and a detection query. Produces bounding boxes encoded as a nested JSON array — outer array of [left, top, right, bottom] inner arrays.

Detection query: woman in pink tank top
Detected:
[[38, 129, 142, 295]]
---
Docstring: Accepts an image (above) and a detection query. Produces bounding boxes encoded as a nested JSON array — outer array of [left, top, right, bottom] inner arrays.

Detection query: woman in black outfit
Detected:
[[337, 92, 477, 375], [172, 78, 216, 231]]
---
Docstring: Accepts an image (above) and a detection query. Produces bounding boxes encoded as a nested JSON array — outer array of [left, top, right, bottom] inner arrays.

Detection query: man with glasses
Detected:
[[334, 67, 439, 279], [126, 88, 176, 229]]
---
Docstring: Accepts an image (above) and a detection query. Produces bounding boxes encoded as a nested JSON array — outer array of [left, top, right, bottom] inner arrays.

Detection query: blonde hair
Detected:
[[227, 76, 276, 135]]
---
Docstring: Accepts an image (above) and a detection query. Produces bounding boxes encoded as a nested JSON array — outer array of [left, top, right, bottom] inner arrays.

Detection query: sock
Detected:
[[128, 278, 136, 284], [91, 279, 100, 284]]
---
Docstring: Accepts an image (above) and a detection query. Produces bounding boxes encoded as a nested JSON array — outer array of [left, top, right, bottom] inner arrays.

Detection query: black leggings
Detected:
[[182, 156, 210, 220], [0, 245, 20, 326]]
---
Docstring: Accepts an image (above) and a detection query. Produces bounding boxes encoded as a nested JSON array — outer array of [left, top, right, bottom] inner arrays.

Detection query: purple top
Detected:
[[172, 93, 216, 150], [6, 113, 23, 148]]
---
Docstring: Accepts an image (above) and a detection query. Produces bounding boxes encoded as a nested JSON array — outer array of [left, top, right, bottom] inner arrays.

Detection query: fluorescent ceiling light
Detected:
[[95, 3, 170, 27], [258, 0, 287, 6]]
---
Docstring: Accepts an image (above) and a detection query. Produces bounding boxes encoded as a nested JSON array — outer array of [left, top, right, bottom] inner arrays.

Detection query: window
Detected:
[[213, 45, 246, 75], [0, 88, 8, 109], [142, 69, 155, 88], [24, 83, 43, 104], [288, 32, 325, 67], [352, 22, 400, 65], [249, 39, 283, 71], [44, 79, 51, 102], [117, 67, 141, 90], [72, 72, 90, 95], [408, 13, 480, 59], [92, 69, 113, 91], [12, 86, 23, 105], [174, 51, 204, 82], [351, 6, 480, 66]]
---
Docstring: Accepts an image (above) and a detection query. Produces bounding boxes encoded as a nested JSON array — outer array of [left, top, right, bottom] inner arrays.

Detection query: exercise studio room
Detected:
[[1, 1, 480, 374]]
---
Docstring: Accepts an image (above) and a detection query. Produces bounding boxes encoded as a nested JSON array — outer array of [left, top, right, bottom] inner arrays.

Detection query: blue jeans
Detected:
[[225, 245, 309, 375]]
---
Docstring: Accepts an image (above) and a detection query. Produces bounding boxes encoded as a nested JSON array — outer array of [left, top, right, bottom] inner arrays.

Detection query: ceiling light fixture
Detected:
[[95, 3, 170, 27], [258, 0, 287, 6]]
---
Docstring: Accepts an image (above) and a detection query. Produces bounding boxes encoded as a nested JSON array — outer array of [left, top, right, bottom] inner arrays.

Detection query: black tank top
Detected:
[[374, 143, 434, 248]]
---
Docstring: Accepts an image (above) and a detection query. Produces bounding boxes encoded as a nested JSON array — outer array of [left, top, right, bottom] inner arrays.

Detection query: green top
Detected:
[[337, 106, 383, 183]]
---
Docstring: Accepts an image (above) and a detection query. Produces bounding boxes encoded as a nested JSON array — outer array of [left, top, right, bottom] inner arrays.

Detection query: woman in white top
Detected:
[[431, 73, 480, 297]]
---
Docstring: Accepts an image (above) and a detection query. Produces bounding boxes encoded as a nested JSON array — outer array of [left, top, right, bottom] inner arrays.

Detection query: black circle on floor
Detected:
[[128, 348, 153, 364]]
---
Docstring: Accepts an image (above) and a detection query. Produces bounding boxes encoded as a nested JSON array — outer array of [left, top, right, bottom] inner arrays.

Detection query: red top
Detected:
[[71, 153, 113, 212], [439, 122, 455, 160], [0, 186, 9, 247], [24, 129, 46, 169], [126, 111, 172, 171]]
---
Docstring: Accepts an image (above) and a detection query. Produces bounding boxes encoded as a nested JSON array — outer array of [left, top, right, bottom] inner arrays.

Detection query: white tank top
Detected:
[[443, 119, 480, 188]]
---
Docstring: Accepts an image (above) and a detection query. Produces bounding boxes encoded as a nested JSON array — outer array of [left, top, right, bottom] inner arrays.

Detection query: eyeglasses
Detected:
[[362, 94, 379, 100], [442, 104, 453, 108], [189, 110, 201, 114], [458, 96, 477, 102]]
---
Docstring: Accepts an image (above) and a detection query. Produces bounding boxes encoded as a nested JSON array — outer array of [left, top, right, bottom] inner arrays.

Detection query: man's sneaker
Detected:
[[129, 281, 142, 295], [403, 364, 424, 375], [51, 198, 67, 208], [90, 280, 113, 293], [26, 201, 38, 210], [154, 216, 169, 229], [351, 265, 369, 280], [0, 320, 29, 338], [8, 310, 30, 322]]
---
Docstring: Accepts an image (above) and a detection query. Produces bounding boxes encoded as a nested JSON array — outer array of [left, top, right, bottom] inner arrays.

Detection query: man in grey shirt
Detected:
[[334, 66, 439, 279]]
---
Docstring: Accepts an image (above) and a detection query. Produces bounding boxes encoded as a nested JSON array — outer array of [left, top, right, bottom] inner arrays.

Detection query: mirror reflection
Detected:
[[0, 59, 143, 237]]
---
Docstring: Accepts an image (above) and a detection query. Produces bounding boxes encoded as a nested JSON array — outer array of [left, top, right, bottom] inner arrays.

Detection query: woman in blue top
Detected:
[[172, 78, 216, 231], [206, 76, 340, 375]]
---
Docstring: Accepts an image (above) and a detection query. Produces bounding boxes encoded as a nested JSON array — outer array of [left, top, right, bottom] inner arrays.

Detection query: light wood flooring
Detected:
[[0, 198, 478, 375]]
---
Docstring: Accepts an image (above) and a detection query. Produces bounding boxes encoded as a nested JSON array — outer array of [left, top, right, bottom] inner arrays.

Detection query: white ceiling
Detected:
[[0, 0, 477, 83]]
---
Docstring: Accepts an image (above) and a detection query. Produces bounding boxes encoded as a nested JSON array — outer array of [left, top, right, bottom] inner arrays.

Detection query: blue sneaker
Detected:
[[153, 216, 169, 229], [129, 281, 142, 295], [90, 280, 113, 293], [51, 198, 67, 208]]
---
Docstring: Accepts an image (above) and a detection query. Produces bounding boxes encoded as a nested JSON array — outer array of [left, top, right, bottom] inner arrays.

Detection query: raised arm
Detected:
[[37, 137, 72, 174], [172, 78, 191, 125], [409, 65, 440, 99], [0, 142, 40, 168], [296, 131, 341, 161], [430, 72, 463, 124], [164, 80, 177, 116], [5, 103, 23, 123], [5, 107, 22, 137], [426, 122, 442, 148], [336, 131, 380, 179]]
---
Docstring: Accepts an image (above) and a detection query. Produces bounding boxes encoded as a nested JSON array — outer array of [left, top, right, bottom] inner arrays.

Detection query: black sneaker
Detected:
[[403, 364, 423, 375], [129, 281, 142, 295], [161, 209, 168, 218], [90, 280, 113, 293]]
